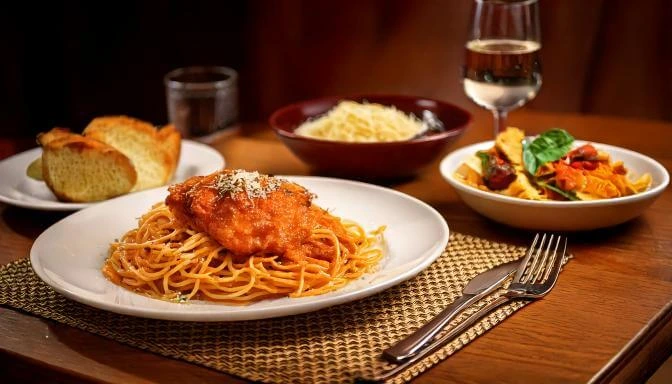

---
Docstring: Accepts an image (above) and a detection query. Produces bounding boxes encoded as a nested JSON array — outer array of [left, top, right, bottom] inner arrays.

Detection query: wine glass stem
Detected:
[[492, 109, 508, 137]]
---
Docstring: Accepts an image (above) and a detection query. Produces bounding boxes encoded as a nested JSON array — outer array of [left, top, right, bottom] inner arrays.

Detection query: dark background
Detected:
[[1, 0, 670, 138]]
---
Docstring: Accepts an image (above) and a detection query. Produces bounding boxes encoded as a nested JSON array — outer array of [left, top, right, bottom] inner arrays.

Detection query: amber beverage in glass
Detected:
[[164, 66, 238, 138]]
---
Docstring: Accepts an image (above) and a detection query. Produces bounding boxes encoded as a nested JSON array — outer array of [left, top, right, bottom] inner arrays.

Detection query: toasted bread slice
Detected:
[[83, 116, 179, 191], [157, 124, 181, 180], [41, 135, 137, 202], [30, 128, 79, 181]]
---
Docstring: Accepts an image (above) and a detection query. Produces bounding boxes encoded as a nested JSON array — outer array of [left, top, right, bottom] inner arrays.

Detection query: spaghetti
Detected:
[[294, 100, 425, 142], [102, 170, 385, 304]]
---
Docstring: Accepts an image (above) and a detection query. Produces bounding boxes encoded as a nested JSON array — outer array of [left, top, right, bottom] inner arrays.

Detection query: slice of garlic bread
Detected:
[[83, 116, 179, 191], [41, 135, 137, 202]]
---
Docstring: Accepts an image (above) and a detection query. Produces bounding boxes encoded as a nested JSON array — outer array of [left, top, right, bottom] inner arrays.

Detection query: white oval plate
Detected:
[[30, 176, 449, 321], [0, 140, 225, 211], [440, 140, 669, 231]]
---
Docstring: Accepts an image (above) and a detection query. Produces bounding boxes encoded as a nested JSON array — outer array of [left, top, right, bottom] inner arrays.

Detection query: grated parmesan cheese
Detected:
[[213, 169, 284, 199], [294, 100, 426, 142]]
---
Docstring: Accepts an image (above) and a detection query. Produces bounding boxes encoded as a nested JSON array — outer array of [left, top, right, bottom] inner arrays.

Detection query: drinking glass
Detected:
[[164, 66, 239, 139], [463, 0, 542, 138]]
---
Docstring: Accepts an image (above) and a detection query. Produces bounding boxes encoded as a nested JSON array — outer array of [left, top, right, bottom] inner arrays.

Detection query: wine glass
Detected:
[[463, 0, 542, 138]]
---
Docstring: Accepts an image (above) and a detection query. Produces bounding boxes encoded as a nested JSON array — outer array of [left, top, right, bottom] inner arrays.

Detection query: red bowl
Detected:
[[268, 95, 472, 179]]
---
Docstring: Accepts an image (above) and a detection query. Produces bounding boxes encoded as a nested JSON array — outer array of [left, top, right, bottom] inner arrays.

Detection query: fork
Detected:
[[372, 233, 568, 382]]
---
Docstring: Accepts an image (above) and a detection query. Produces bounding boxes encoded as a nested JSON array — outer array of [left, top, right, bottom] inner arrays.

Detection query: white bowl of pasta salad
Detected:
[[439, 128, 669, 231]]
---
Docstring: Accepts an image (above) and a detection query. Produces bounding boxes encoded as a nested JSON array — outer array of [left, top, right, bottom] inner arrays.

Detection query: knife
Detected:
[[382, 259, 519, 363]]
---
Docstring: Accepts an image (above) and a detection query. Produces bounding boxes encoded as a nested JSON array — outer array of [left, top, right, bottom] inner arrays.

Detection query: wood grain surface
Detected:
[[1, 109, 671, 383]]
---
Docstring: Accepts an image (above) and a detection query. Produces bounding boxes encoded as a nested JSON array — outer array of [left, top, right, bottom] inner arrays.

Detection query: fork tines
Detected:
[[517, 233, 567, 285]]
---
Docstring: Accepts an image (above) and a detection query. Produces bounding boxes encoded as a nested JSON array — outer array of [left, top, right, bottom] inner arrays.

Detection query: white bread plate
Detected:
[[439, 140, 669, 231]]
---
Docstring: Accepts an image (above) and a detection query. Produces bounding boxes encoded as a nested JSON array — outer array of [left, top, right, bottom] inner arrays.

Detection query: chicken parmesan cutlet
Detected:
[[104, 169, 385, 304], [165, 169, 351, 262]]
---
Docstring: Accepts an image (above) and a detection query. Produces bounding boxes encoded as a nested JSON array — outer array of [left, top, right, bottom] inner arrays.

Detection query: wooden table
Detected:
[[1, 109, 671, 383]]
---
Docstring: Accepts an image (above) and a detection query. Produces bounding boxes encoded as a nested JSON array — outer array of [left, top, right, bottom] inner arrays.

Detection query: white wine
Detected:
[[463, 39, 542, 111]]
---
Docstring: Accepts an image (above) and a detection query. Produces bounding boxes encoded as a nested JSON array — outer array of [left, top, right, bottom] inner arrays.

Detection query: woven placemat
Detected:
[[1, 232, 533, 383]]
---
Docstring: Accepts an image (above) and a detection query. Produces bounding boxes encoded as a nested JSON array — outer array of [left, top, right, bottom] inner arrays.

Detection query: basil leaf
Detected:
[[476, 151, 490, 176], [532, 129, 575, 163], [522, 128, 574, 175], [536, 180, 579, 201], [522, 140, 538, 175]]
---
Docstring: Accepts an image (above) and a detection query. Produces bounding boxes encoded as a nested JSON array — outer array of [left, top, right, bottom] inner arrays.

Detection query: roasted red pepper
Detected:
[[566, 144, 599, 171], [567, 144, 598, 161], [570, 160, 598, 170], [477, 151, 516, 190]]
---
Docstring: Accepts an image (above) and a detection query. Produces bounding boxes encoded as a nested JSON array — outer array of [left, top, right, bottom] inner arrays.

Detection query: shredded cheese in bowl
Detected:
[[294, 101, 426, 142]]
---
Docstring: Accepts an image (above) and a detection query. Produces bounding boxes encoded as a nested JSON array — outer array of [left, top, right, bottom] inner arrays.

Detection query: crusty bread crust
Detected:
[[37, 127, 73, 146]]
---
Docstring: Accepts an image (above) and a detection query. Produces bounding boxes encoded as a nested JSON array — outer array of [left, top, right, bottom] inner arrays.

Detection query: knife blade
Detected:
[[382, 259, 519, 363]]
